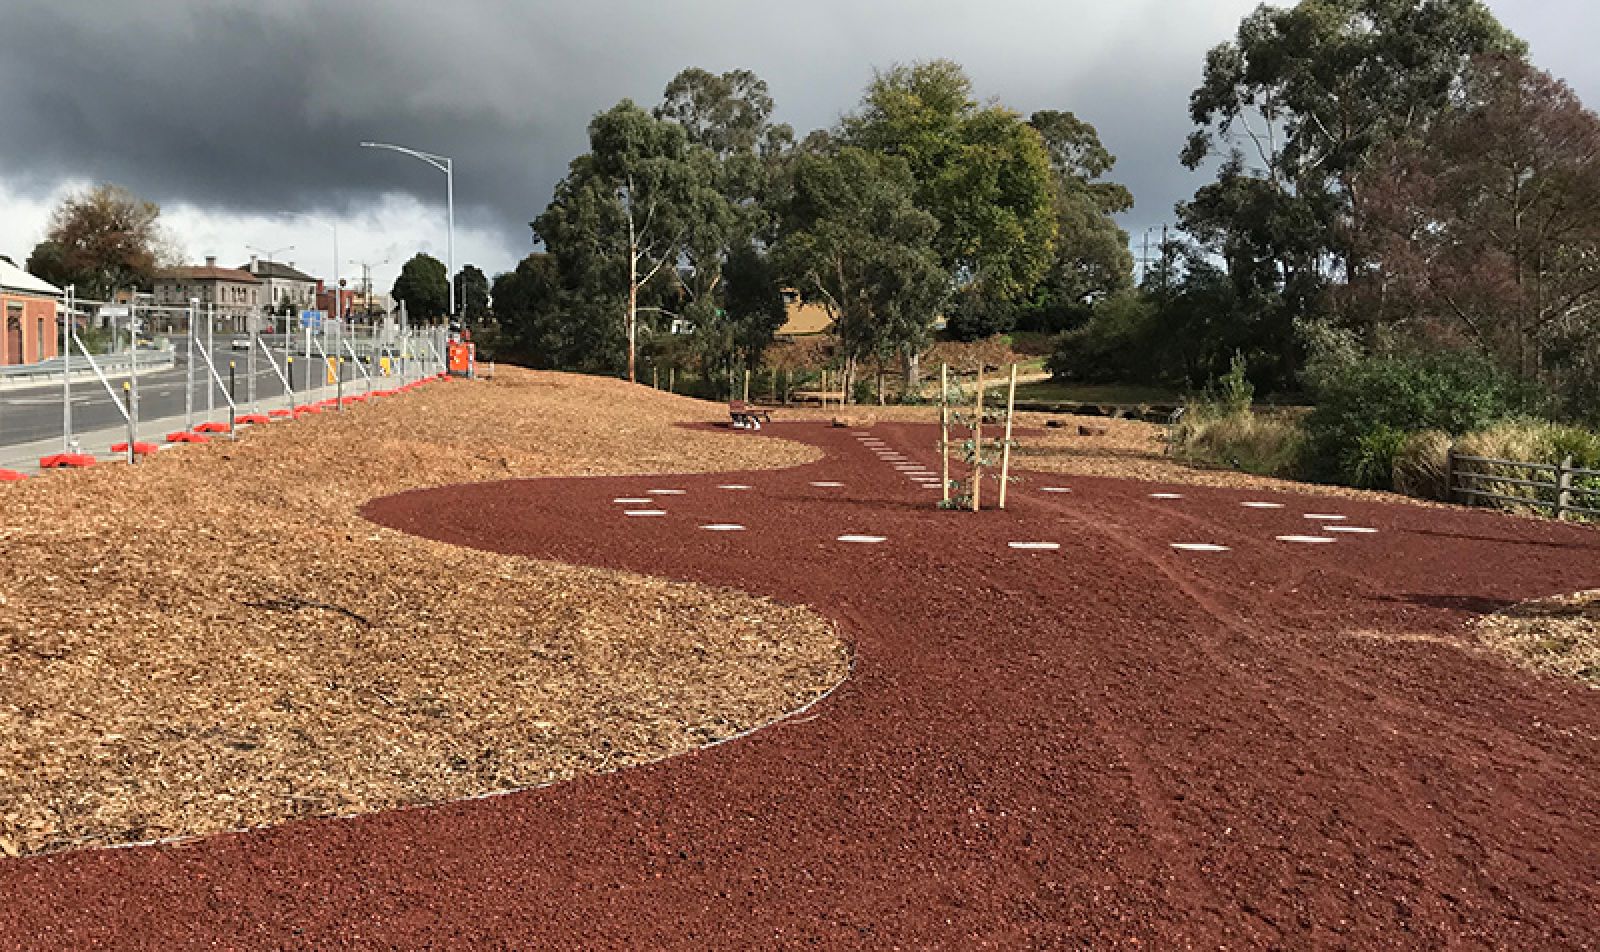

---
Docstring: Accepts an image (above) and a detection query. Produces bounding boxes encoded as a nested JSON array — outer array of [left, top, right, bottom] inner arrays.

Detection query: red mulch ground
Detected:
[[3, 421, 1599, 949]]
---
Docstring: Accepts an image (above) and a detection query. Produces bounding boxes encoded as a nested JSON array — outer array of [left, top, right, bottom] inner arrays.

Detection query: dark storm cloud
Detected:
[[0, 0, 1593, 263]]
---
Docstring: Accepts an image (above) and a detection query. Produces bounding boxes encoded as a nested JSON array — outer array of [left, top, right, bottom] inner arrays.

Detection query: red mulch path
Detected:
[[4, 421, 1599, 949]]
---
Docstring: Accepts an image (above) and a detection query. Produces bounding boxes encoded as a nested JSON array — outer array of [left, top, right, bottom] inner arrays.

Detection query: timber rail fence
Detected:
[[1447, 450, 1600, 521]]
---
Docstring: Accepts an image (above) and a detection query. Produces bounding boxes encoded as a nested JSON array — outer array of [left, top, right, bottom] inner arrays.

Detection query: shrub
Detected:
[[1174, 409, 1304, 477], [1046, 291, 1160, 384], [1391, 430, 1453, 500], [1300, 352, 1519, 488], [1454, 420, 1600, 514]]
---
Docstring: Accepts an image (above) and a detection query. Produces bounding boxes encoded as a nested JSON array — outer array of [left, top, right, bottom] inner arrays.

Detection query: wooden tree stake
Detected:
[[743, 367, 751, 403], [972, 365, 985, 512], [939, 362, 951, 505], [999, 363, 1018, 510]]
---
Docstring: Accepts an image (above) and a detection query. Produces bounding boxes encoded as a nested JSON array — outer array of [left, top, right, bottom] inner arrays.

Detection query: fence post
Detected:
[[1557, 454, 1574, 522], [1445, 444, 1457, 505]]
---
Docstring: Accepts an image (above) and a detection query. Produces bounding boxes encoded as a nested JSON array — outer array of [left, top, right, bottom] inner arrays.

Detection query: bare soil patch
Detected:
[[0, 369, 846, 857]]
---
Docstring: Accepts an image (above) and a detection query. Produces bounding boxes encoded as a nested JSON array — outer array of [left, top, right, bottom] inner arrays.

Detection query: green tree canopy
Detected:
[[27, 183, 173, 300], [774, 147, 947, 383], [842, 60, 1056, 303], [453, 264, 490, 325], [391, 253, 449, 319]]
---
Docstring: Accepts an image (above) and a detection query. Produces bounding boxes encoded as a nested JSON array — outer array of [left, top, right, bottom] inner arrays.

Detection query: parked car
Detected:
[[230, 336, 251, 350]]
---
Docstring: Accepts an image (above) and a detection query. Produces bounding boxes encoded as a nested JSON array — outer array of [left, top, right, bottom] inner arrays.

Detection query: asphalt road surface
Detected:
[[0, 345, 366, 448]]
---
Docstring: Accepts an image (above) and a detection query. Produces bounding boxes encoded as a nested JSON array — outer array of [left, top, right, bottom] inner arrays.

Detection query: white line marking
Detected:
[[1305, 514, 1346, 520], [1241, 501, 1284, 509], [717, 484, 753, 490], [647, 489, 686, 496], [810, 481, 845, 488], [612, 497, 653, 504], [1324, 526, 1378, 534], [1039, 487, 1072, 493], [699, 524, 746, 531], [1277, 535, 1334, 543], [1171, 543, 1230, 552], [624, 510, 668, 517], [836, 534, 887, 544], [1008, 542, 1061, 551], [1149, 492, 1184, 499]]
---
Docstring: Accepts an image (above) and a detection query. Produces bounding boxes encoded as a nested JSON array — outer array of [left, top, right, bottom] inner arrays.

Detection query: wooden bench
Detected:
[[788, 390, 846, 406], [729, 401, 772, 429]]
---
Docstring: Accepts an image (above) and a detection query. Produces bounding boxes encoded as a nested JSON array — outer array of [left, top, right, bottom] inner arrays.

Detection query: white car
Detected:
[[230, 336, 252, 350]]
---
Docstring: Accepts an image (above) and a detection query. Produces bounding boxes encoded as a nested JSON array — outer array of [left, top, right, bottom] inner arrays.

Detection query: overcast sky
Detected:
[[0, 0, 1594, 294]]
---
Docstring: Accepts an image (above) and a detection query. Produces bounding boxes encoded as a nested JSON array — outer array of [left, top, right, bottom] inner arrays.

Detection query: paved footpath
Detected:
[[2, 421, 1598, 949]]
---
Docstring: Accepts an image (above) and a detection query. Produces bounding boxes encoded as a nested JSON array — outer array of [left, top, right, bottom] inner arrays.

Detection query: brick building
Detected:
[[0, 257, 62, 365]]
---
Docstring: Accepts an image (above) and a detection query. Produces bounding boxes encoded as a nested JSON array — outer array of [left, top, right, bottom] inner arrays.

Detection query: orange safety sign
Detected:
[[447, 341, 475, 377]]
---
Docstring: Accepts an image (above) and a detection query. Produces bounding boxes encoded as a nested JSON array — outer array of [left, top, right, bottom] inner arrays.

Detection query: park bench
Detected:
[[729, 401, 772, 430], [789, 390, 846, 406]]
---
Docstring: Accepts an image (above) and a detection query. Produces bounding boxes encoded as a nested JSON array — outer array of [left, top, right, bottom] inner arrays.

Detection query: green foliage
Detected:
[[1301, 352, 1521, 487], [1046, 291, 1160, 384], [391, 253, 449, 319], [1172, 408, 1305, 478], [842, 60, 1057, 302], [453, 264, 490, 324], [29, 184, 171, 299], [773, 147, 946, 368]]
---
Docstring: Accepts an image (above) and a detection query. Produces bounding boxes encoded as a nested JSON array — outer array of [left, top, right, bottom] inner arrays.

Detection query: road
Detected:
[[0, 344, 376, 448]]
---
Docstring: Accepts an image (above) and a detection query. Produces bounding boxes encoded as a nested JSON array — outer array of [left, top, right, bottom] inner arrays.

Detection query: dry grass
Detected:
[[0, 369, 847, 857], [1474, 590, 1600, 688]]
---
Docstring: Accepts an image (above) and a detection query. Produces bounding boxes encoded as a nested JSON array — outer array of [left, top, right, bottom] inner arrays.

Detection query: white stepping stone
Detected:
[[624, 510, 668, 517], [1304, 514, 1346, 520], [699, 524, 745, 532], [810, 481, 845, 488], [1241, 501, 1284, 509], [647, 489, 686, 496], [717, 484, 753, 491], [1149, 493, 1185, 499], [837, 534, 887, 544], [1039, 487, 1072, 494], [1324, 526, 1378, 534], [1171, 543, 1230, 552], [1277, 535, 1334, 543], [613, 497, 652, 504], [1009, 542, 1061, 551]]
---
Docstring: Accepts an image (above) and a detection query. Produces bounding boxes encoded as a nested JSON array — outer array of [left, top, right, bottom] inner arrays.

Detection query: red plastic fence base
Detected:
[[39, 453, 97, 468], [0, 469, 28, 482], [111, 442, 160, 456], [292, 406, 322, 417], [193, 422, 230, 434], [166, 432, 211, 444], [269, 409, 293, 418], [237, 414, 271, 425], [340, 395, 367, 405]]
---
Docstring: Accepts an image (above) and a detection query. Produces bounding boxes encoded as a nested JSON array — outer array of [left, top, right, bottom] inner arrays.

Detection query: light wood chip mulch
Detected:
[[0, 369, 846, 857], [1474, 590, 1600, 688]]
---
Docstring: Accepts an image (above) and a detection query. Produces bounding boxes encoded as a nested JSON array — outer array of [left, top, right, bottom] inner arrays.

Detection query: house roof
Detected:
[[0, 257, 63, 297], [159, 264, 260, 284], [240, 260, 317, 283]]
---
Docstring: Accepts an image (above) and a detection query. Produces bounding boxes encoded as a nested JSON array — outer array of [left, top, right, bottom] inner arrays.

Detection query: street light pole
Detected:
[[360, 140, 455, 317]]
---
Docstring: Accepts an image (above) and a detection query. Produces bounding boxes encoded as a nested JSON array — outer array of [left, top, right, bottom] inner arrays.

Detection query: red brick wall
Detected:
[[1, 292, 60, 365]]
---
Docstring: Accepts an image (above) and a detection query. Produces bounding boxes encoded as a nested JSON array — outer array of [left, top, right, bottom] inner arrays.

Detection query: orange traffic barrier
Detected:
[[111, 442, 160, 456], [39, 453, 97, 468]]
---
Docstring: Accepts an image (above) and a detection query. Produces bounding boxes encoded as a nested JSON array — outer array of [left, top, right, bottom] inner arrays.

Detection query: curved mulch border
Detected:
[[3, 420, 1599, 948]]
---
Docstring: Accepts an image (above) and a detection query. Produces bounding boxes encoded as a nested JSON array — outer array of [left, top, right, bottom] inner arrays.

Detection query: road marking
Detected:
[[1277, 535, 1334, 543], [699, 524, 745, 531], [837, 534, 887, 544], [1171, 543, 1230, 552], [612, 497, 652, 504], [1324, 526, 1378, 534], [624, 510, 668, 517], [1008, 542, 1061, 551], [1241, 501, 1284, 509]]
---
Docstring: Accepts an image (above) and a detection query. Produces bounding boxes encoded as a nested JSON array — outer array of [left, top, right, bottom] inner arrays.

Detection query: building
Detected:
[[0, 257, 62, 365], [314, 283, 357, 321], [777, 289, 834, 339], [152, 257, 262, 331], [241, 257, 318, 315]]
